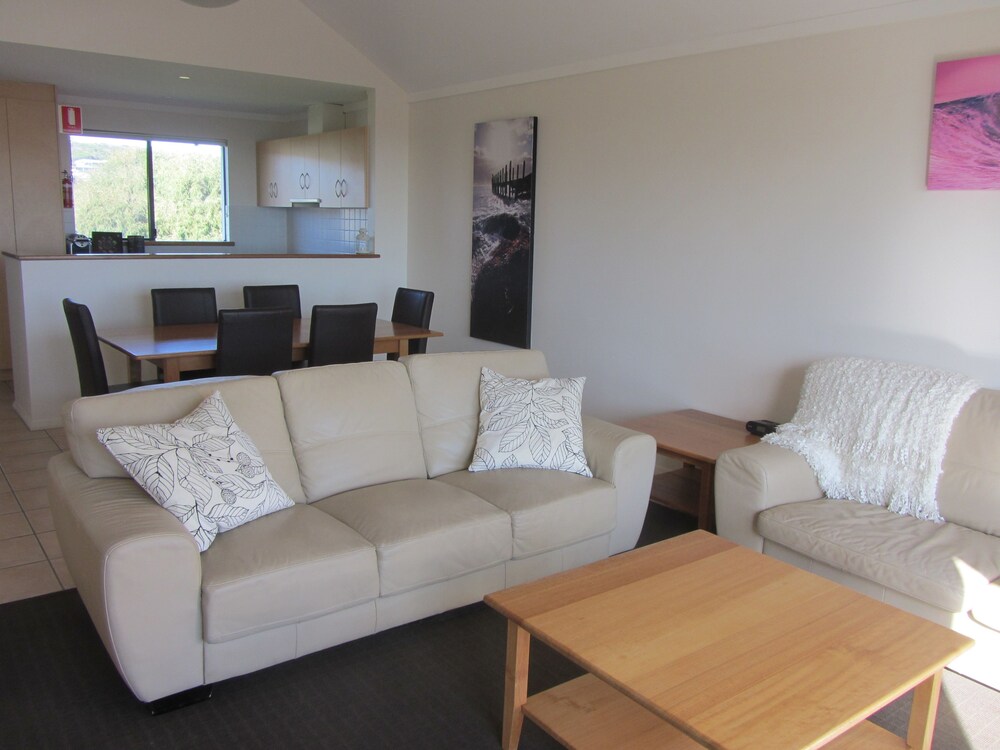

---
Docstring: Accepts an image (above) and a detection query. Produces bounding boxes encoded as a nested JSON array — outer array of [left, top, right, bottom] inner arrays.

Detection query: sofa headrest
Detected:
[[275, 360, 426, 501], [402, 350, 550, 477], [63, 376, 306, 503], [938, 388, 1000, 536]]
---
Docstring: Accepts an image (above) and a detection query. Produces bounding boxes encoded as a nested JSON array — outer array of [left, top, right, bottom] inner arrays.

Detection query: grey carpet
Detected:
[[1, 504, 996, 749]]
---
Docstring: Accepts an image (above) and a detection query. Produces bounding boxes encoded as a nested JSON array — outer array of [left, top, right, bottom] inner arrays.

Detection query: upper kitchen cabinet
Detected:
[[256, 137, 290, 207], [256, 127, 368, 209], [0, 82, 64, 256], [319, 127, 368, 208], [288, 134, 320, 204]]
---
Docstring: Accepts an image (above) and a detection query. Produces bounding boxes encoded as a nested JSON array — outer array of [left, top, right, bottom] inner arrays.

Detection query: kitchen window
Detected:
[[70, 133, 229, 243]]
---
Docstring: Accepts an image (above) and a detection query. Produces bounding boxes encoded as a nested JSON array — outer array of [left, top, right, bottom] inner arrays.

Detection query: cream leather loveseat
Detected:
[[48, 350, 655, 706], [715, 388, 1000, 689]]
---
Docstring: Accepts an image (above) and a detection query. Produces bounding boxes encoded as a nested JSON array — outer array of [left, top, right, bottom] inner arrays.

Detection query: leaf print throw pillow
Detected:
[[97, 391, 295, 551], [469, 367, 592, 477]]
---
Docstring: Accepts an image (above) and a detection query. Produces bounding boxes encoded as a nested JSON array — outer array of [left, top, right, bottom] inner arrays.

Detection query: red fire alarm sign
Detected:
[[59, 105, 83, 134]]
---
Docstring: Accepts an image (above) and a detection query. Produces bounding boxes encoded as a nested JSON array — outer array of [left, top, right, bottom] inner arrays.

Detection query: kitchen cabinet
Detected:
[[256, 138, 290, 207], [0, 84, 63, 256], [288, 134, 320, 203], [319, 127, 368, 208], [256, 127, 367, 209], [0, 82, 64, 369]]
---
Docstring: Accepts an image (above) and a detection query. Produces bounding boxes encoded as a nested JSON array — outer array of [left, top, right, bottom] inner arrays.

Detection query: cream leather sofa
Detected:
[[48, 350, 656, 706], [715, 388, 1000, 689]]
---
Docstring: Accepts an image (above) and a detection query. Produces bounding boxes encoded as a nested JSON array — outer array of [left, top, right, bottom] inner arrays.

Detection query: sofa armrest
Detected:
[[47, 452, 204, 703], [715, 442, 823, 552], [582, 415, 657, 555]]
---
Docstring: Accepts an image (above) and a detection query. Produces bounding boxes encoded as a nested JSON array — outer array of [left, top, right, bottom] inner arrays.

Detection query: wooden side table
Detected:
[[620, 409, 759, 531]]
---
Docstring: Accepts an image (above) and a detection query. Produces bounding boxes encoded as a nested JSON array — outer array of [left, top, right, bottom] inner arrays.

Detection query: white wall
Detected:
[[408, 8, 1000, 424]]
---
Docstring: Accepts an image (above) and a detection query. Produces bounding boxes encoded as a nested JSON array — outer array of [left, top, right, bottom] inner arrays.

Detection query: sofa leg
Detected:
[[145, 684, 213, 715]]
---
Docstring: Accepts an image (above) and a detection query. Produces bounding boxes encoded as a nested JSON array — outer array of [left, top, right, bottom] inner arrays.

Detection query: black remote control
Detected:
[[745, 419, 780, 437]]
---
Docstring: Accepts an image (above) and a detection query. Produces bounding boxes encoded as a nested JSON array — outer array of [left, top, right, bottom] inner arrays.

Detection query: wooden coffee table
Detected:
[[485, 531, 973, 750]]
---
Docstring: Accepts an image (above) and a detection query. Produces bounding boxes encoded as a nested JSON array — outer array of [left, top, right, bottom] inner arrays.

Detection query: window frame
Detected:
[[70, 130, 231, 245]]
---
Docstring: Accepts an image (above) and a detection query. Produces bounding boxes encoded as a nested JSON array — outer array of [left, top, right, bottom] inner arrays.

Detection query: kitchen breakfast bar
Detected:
[[3, 251, 414, 430]]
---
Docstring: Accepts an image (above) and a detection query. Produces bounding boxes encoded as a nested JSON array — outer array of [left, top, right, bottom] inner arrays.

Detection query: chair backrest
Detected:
[[391, 287, 435, 355], [308, 303, 378, 367], [151, 288, 218, 326], [243, 285, 302, 319], [63, 298, 109, 397], [215, 308, 294, 377]]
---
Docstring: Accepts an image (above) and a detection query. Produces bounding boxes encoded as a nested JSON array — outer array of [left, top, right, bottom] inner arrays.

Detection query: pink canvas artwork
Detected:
[[927, 53, 1000, 189]]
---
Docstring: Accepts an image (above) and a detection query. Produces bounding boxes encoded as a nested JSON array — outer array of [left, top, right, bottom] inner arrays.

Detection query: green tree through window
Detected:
[[71, 134, 227, 242]]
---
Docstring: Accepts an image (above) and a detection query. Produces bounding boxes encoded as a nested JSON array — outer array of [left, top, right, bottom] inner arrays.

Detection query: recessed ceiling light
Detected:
[[179, 0, 239, 7], [178, 75, 192, 80]]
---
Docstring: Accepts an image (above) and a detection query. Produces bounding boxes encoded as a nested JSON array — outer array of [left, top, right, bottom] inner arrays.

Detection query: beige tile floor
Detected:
[[0, 379, 75, 604]]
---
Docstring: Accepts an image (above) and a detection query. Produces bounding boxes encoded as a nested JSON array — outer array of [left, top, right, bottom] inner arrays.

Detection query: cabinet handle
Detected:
[[341, 179, 348, 197], [305, 172, 311, 190]]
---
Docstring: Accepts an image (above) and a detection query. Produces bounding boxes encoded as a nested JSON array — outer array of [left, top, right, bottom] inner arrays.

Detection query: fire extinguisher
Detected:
[[62, 170, 74, 209]]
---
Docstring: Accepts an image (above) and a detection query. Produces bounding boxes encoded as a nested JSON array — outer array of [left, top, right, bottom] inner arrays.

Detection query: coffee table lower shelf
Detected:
[[524, 674, 908, 750]]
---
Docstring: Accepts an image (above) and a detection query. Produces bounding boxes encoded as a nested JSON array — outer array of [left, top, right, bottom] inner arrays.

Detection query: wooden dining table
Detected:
[[98, 318, 443, 383]]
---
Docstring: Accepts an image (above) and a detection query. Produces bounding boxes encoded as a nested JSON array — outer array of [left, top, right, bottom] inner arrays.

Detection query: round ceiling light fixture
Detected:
[[179, 0, 240, 8]]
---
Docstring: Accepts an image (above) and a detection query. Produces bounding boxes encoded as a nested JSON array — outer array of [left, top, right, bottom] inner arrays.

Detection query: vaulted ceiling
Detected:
[[301, 0, 999, 96], [2, 0, 996, 114]]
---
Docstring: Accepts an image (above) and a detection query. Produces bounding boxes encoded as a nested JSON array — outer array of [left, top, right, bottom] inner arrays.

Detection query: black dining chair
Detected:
[[215, 308, 294, 377], [389, 287, 435, 359], [151, 288, 218, 326], [308, 303, 378, 367], [150, 287, 219, 379], [243, 285, 302, 318], [63, 298, 157, 397]]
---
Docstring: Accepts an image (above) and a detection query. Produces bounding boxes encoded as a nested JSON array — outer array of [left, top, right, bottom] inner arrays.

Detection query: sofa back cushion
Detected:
[[403, 350, 550, 478], [63, 376, 306, 503], [938, 388, 1000, 536], [275, 361, 426, 501]]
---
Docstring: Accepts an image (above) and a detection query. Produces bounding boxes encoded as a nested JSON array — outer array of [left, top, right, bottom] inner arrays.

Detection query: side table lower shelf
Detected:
[[621, 410, 759, 531], [523, 674, 908, 750], [649, 466, 701, 518]]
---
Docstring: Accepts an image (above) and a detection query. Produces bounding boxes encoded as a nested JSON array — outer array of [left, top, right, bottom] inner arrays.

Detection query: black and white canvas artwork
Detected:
[[471, 116, 537, 349]]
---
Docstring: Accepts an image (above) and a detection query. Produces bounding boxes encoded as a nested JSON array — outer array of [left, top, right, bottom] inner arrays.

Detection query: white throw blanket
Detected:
[[764, 357, 979, 522]]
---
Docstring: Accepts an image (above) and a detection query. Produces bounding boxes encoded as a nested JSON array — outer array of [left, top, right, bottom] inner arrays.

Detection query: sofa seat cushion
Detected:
[[201, 504, 378, 643], [314, 479, 512, 596], [436, 469, 615, 559], [757, 498, 1000, 614]]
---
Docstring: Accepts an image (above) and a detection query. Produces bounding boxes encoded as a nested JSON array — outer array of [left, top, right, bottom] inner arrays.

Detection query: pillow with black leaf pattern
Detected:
[[97, 391, 294, 551], [469, 367, 592, 477]]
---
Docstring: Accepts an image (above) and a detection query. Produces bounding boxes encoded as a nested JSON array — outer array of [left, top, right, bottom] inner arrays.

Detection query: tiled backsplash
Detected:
[[288, 207, 368, 254]]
